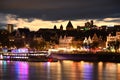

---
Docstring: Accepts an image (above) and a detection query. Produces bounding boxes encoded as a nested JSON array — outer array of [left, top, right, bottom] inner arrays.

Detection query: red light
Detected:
[[48, 58, 53, 62]]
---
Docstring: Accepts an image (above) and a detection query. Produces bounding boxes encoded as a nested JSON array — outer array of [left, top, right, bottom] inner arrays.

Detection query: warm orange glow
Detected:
[[6, 14, 120, 31], [117, 64, 120, 80]]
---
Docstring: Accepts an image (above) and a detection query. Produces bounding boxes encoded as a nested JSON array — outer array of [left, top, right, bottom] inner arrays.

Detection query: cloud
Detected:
[[0, 13, 120, 31], [0, 0, 120, 20], [103, 18, 120, 23]]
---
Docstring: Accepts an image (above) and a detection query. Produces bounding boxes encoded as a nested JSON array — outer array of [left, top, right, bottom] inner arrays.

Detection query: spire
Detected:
[[53, 25, 57, 30], [66, 20, 74, 30], [83, 37, 88, 43], [60, 24, 63, 30]]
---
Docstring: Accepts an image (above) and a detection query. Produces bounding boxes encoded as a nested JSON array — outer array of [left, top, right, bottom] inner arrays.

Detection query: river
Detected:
[[0, 60, 120, 80]]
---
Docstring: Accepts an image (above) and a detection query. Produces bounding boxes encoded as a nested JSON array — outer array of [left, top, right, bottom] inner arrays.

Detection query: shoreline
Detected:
[[50, 52, 120, 63], [1, 52, 120, 63]]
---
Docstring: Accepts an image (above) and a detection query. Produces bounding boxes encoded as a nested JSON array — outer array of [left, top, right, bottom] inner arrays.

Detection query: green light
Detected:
[[84, 28, 89, 31]]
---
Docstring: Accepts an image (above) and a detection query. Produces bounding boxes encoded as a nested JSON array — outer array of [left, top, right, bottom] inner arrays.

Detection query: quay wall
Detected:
[[50, 52, 120, 62]]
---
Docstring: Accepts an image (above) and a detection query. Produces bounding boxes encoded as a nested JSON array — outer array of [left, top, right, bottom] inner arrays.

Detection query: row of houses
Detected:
[[7, 27, 120, 50]]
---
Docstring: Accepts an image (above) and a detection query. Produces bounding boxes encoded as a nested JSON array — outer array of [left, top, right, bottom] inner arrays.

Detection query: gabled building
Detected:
[[33, 35, 44, 43], [92, 33, 99, 42], [8, 28, 32, 48], [106, 32, 120, 47], [83, 33, 106, 48], [59, 35, 73, 49]]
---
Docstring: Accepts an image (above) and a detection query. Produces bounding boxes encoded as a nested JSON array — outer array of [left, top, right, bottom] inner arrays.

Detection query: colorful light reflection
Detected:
[[15, 62, 29, 80]]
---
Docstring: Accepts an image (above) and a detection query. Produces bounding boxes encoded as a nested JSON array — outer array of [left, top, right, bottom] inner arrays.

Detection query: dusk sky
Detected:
[[0, 0, 120, 31]]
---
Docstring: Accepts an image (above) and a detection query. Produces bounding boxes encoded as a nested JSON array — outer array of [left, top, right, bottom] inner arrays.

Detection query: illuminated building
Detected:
[[33, 35, 44, 43], [83, 34, 99, 45], [83, 33, 106, 49], [8, 28, 31, 48], [106, 32, 120, 47], [83, 36, 92, 44], [59, 35, 73, 49]]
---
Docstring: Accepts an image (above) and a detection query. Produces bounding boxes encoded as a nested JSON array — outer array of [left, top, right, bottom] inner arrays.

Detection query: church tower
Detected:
[[66, 21, 74, 30]]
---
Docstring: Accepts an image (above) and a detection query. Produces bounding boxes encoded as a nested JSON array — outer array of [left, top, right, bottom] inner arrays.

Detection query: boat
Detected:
[[28, 52, 58, 62], [1, 50, 58, 62]]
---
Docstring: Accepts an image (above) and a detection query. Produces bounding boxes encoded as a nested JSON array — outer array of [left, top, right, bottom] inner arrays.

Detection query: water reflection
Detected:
[[0, 60, 120, 80], [14, 62, 29, 80]]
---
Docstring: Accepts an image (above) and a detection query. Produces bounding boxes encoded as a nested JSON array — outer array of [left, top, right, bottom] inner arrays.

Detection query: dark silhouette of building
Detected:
[[85, 20, 94, 28], [114, 25, 120, 31], [90, 20, 94, 27], [53, 25, 57, 30], [66, 21, 74, 30], [60, 25, 63, 30], [7, 24, 14, 33]]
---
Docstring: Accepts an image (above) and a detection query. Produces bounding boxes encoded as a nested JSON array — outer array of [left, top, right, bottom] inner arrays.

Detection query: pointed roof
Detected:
[[66, 20, 73, 30], [88, 36, 92, 43], [92, 33, 99, 41], [83, 37, 88, 43]]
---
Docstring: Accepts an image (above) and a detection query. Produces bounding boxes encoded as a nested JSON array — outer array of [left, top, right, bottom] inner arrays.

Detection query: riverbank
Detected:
[[50, 52, 120, 62]]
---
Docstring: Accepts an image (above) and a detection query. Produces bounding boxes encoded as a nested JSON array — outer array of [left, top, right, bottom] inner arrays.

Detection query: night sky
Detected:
[[0, 0, 120, 30]]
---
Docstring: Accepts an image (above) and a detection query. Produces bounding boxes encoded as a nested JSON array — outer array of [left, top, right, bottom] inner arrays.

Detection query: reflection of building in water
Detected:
[[106, 32, 120, 47]]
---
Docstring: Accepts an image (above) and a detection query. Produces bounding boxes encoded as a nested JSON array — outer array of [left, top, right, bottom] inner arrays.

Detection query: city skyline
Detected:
[[0, 0, 120, 31]]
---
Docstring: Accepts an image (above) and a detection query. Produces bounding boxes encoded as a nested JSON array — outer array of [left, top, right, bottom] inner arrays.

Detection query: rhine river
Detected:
[[0, 60, 120, 80]]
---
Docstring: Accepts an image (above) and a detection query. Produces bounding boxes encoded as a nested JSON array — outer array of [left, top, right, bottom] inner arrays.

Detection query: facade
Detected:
[[34, 35, 43, 43], [106, 32, 120, 47], [59, 35, 73, 49], [83, 33, 106, 49]]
